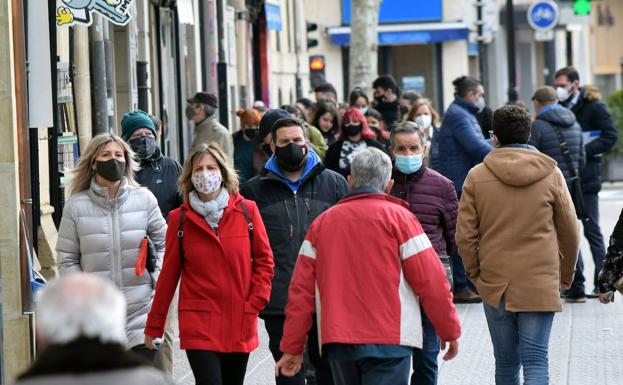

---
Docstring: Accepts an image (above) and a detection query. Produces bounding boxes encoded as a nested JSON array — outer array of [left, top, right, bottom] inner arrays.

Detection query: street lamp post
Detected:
[[506, 0, 518, 103]]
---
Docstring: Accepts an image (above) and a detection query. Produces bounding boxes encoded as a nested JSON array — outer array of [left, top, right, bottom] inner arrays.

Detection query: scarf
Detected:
[[189, 188, 230, 229]]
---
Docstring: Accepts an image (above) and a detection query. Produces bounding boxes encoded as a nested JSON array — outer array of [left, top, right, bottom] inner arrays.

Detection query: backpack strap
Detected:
[[551, 124, 579, 179], [239, 201, 254, 252], [178, 207, 185, 266]]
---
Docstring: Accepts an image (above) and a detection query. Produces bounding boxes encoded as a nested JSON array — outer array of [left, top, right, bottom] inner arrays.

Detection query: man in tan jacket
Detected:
[[456, 105, 580, 385], [186, 92, 233, 162]]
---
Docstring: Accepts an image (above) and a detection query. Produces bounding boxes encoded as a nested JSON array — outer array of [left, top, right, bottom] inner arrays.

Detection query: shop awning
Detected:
[[327, 22, 469, 46]]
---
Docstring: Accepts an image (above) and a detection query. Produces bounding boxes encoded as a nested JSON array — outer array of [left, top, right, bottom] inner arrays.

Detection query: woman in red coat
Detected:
[[144, 143, 274, 385]]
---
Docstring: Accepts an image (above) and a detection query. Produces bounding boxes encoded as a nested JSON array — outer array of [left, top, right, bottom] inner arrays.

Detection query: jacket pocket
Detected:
[[241, 301, 259, 342], [178, 299, 213, 339]]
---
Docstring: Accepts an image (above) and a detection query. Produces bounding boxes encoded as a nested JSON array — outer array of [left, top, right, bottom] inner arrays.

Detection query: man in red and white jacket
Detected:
[[275, 147, 461, 385]]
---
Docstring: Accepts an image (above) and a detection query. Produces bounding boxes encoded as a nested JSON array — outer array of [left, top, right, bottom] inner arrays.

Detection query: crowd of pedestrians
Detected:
[[19, 67, 623, 385]]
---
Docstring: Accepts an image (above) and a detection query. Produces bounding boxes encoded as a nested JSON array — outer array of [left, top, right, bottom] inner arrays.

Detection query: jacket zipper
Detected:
[[110, 200, 122, 287], [283, 200, 293, 238]]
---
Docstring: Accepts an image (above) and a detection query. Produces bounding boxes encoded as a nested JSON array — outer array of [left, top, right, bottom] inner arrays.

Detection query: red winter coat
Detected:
[[145, 193, 274, 352], [280, 192, 461, 355]]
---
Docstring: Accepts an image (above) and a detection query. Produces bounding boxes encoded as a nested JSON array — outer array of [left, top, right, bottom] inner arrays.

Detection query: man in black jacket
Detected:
[[241, 114, 349, 385], [555, 67, 619, 300], [372, 75, 401, 130]]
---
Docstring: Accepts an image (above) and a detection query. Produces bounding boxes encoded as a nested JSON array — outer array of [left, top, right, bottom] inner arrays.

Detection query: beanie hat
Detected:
[[121, 110, 157, 140], [236, 108, 262, 128], [257, 109, 290, 142]]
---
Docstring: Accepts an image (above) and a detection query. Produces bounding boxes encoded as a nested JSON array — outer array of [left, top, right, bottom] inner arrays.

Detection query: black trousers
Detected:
[[186, 350, 250, 385], [263, 314, 334, 385]]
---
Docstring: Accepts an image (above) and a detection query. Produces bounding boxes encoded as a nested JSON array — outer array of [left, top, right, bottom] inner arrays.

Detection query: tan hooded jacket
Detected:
[[456, 147, 580, 312]]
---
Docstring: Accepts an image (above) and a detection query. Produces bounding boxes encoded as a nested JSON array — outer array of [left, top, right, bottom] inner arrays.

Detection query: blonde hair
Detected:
[[406, 98, 441, 127], [179, 142, 239, 202], [67, 133, 139, 197]]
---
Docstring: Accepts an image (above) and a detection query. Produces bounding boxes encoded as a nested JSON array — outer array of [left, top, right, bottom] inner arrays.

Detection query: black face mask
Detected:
[[343, 124, 362, 138], [374, 95, 386, 104], [243, 128, 258, 140], [262, 143, 273, 156], [129, 136, 158, 160], [274, 142, 307, 172], [95, 159, 126, 182], [400, 105, 409, 115]]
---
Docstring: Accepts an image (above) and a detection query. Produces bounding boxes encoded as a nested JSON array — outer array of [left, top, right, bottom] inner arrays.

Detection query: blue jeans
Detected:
[[483, 297, 555, 385], [411, 310, 440, 385], [329, 356, 410, 385]]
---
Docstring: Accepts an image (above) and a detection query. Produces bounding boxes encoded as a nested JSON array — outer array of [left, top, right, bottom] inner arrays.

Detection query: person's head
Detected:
[[554, 66, 580, 102], [311, 101, 339, 135], [186, 92, 218, 123], [35, 273, 127, 349], [348, 147, 394, 193], [491, 105, 532, 147], [399, 90, 422, 116], [179, 143, 238, 201], [270, 117, 309, 173], [372, 75, 398, 103], [295, 98, 314, 122], [314, 83, 337, 103], [389, 122, 427, 175], [68, 133, 138, 197], [281, 104, 307, 121], [339, 108, 376, 141], [252, 100, 267, 115], [349, 87, 369, 113], [365, 108, 384, 131], [121, 110, 158, 161], [453, 76, 485, 110], [236, 108, 262, 141], [406, 98, 440, 130], [258, 109, 291, 155]]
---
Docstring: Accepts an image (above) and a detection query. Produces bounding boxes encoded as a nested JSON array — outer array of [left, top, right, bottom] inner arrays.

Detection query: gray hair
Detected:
[[390, 121, 426, 147], [36, 273, 127, 345], [350, 147, 393, 191]]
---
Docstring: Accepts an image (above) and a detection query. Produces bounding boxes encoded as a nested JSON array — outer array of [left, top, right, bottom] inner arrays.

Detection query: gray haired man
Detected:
[[14, 274, 171, 385]]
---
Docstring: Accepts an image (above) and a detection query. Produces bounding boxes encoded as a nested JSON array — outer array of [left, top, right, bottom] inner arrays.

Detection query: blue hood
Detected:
[[265, 147, 322, 192]]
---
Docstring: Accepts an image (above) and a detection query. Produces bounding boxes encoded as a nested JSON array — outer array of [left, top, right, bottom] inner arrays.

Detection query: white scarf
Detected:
[[189, 188, 229, 229]]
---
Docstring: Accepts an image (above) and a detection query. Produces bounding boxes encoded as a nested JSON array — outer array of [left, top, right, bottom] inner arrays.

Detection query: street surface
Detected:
[[173, 183, 623, 385]]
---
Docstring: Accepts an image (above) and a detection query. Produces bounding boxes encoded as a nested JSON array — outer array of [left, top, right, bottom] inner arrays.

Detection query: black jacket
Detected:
[[374, 99, 401, 130], [569, 86, 618, 192], [529, 106, 585, 187], [598, 209, 623, 293], [240, 162, 349, 314], [324, 139, 386, 179], [135, 148, 183, 219]]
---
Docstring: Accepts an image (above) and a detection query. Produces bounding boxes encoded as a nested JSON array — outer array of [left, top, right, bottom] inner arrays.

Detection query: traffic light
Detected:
[[309, 55, 326, 89], [574, 0, 591, 16], [307, 22, 319, 49]]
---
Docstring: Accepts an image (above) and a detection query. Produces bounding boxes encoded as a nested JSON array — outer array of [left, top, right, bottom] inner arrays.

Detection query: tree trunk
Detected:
[[349, 0, 381, 97]]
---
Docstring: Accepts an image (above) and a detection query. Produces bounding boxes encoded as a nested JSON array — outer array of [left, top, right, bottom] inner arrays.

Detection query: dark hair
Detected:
[[554, 66, 580, 83], [281, 104, 304, 118], [311, 101, 339, 134], [452, 76, 482, 98], [296, 97, 314, 110], [401, 90, 421, 103], [365, 108, 383, 122], [271, 117, 306, 141], [491, 105, 532, 145], [349, 88, 369, 107], [314, 83, 337, 97], [372, 75, 398, 93]]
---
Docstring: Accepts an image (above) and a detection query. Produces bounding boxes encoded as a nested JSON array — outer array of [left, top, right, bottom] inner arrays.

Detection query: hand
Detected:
[[441, 340, 459, 361], [275, 353, 303, 377], [144, 334, 156, 350], [560, 282, 571, 291], [599, 292, 614, 304]]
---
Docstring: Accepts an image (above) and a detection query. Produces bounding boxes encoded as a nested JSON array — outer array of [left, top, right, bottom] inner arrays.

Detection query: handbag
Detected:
[[551, 124, 588, 221]]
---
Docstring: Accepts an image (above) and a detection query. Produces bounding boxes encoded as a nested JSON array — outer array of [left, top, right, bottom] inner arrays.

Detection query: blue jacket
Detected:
[[436, 97, 492, 196], [530, 104, 585, 188]]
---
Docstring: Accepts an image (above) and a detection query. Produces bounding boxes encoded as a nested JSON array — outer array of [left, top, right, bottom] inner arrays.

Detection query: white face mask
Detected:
[[414, 114, 432, 129], [474, 96, 486, 112], [191, 171, 222, 195], [557, 87, 571, 102]]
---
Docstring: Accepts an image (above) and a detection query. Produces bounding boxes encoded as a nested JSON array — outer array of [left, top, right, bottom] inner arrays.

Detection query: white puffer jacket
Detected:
[[57, 177, 166, 348]]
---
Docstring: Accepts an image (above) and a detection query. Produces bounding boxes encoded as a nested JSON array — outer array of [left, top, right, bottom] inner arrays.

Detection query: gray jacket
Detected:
[[13, 367, 172, 385], [191, 115, 234, 162], [56, 178, 166, 348]]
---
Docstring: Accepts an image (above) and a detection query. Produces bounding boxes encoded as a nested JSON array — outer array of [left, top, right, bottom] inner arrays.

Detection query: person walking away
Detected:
[[555, 66, 618, 298], [144, 143, 274, 385], [456, 105, 580, 385], [372, 75, 401, 130], [14, 274, 172, 385], [389, 122, 458, 385], [241, 117, 349, 385], [437, 75, 492, 303], [187, 92, 234, 161], [56, 133, 167, 361], [324, 108, 385, 179], [276, 148, 461, 385]]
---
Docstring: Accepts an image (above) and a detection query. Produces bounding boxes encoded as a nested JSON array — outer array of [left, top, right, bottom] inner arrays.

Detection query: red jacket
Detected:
[[145, 193, 274, 352], [280, 193, 461, 355]]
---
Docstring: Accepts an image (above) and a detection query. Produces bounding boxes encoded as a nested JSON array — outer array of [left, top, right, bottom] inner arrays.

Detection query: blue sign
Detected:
[[265, 3, 282, 31], [527, 1, 559, 31], [342, 0, 442, 25]]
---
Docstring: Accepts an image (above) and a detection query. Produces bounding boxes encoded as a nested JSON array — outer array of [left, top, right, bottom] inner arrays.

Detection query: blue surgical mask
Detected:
[[359, 107, 368, 115], [394, 154, 423, 174]]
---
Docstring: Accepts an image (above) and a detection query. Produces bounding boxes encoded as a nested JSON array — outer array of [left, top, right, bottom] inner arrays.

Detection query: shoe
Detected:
[[565, 292, 587, 303], [586, 289, 599, 299], [453, 288, 483, 304]]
